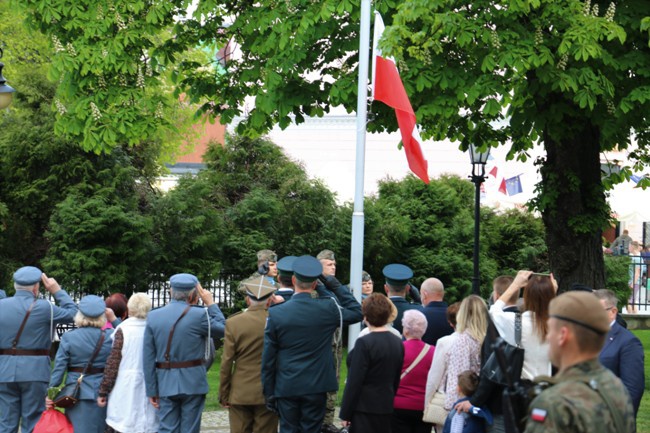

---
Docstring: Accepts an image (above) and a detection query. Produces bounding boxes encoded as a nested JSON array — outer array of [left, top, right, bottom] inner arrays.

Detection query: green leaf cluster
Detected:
[[363, 175, 548, 302], [157, 134, 351, 280], [19, 0, 198, 154]]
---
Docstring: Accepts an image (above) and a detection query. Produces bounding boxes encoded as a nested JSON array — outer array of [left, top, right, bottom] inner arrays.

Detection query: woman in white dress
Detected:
[[97, 293, 159, 433]]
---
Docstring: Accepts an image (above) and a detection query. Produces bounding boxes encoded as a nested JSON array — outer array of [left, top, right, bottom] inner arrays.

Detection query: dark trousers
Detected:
[[350, 412, 393, 433], [277, 393, 327, 433], [391, 408, 433, 433], [229, 404, 279, 433]]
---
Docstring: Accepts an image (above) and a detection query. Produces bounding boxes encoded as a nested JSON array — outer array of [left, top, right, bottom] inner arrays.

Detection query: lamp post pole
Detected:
[[469, 145, 489, 296]]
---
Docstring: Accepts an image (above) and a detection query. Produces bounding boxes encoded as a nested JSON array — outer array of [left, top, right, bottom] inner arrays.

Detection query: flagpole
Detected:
[[348, 0, 371, 351]]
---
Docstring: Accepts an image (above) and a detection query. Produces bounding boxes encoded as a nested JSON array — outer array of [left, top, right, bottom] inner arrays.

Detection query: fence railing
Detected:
[[627, 257, 650, 314], [49, 274, 245, 338]]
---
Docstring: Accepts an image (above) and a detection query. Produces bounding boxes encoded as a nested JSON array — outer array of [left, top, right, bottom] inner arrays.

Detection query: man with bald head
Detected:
[[419, 278, 454, 346]]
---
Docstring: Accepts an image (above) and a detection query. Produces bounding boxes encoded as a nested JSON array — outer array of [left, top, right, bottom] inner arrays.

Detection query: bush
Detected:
[[604, 255, 632, 309]]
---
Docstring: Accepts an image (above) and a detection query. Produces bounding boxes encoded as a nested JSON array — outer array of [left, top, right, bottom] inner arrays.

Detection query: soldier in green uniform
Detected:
[[317, 249, 343, 433], [524, 291, 635, 433], [220, 276, 280, 433], [253, 249, 278, 287]]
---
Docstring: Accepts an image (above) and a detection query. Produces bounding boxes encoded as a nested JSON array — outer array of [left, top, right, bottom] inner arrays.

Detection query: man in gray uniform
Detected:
[[0, 266, 78, 433], [144, 273, 226, 433]]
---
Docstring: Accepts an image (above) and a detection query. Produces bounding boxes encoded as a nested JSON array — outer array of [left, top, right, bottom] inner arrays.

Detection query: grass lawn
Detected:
[[205, 347, 350, 411], [633, 330, 650, 433]]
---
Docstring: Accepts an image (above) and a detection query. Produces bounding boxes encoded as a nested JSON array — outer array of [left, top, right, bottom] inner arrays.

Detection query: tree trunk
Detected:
[[540, 125, 608, 293]]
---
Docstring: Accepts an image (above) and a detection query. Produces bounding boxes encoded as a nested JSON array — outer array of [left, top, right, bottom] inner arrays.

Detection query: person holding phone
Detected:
[[489, 271, 556, 380]]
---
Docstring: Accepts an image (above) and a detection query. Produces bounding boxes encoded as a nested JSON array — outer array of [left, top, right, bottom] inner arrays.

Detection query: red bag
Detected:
[[33, 409, 74, 433]]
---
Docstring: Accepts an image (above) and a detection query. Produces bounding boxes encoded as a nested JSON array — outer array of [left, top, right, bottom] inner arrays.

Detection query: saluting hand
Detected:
[[270, 295, 285, 305], [196, 283, 214, 307], [105, 308, 117, 323], [41, 273, 61, 294]]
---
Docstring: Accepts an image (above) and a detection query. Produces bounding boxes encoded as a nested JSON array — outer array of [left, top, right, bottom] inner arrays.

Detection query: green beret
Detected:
[[549, 291, 609, 335], [316, 249, 335, 261], [257, 249, 278, 262]]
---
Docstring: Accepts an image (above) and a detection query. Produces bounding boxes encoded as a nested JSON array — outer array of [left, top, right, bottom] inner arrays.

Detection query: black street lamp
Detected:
[[469, 144, 490, 295], [0, 47, 16, 109]]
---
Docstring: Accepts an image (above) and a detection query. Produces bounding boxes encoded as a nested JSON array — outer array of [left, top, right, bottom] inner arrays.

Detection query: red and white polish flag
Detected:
[[372, 12, 429, 184]]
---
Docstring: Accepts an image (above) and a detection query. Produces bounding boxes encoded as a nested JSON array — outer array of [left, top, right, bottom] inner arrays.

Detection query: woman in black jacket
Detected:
[[340, 293, 405, 433]]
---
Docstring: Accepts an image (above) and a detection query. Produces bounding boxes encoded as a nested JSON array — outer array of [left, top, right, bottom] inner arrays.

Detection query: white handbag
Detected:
[[422, 390, 448, 425]]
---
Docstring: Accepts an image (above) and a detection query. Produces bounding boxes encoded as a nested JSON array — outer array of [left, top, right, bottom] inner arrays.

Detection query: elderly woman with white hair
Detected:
[[97, 293, 159, 433], [47, 295, 115, 433], [392, 309, 435, 433]]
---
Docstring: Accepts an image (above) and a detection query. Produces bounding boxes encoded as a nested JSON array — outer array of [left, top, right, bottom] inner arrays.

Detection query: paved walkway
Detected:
[[201, 410, 230, 432], [201, 409, 344, 432]]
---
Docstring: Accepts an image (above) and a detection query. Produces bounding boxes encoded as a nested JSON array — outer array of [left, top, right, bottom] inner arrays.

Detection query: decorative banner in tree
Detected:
[[372, 12, 429, 184], [504, 175, 523, 196]]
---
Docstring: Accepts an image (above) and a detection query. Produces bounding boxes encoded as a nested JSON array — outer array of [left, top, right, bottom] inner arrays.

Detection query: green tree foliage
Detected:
[[482, 208, 549, 275], [43, 178, 154, 294], [0, 4, 161, 292], [23, 0, 650, 291], [603, 254, 632, 307], [150, 175, 225, 282], [363, 175, 548, 302], [154, 134, 351, 281], [381, 0, 650, 291], [19, 0, 200, 154]]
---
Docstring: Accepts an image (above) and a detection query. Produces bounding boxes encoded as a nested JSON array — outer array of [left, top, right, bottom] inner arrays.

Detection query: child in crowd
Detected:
[[443, 371, 493, 433]]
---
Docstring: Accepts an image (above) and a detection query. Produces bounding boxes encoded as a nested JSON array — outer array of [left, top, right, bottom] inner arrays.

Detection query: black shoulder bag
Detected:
[[481, 312, 524, 386], [54, 330, 106, 408]]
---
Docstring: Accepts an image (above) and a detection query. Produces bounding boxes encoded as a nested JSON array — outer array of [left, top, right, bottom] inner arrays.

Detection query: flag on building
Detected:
[[372, 12, 429, 183], [505, 175, 523, 196]]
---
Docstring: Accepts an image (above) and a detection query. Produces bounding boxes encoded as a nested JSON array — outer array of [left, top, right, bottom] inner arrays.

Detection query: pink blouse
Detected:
[[394, 339, 435, 411]]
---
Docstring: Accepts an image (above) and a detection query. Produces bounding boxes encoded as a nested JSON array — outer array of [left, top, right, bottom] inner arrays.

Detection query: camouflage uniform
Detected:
[[524, 359, 635, 433]]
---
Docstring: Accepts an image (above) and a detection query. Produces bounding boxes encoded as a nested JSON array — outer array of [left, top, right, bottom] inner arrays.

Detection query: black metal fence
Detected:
[[627, 258, 650, 313], [49, 274, 245, 338]]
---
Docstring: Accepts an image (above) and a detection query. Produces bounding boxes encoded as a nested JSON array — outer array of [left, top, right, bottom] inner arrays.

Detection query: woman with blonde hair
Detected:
[[97, 293, 159, 433], [431, 295, 488, 413]]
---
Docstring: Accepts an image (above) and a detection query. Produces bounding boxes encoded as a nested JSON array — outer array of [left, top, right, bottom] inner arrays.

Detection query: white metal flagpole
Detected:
[[348, 0, 372, 351]]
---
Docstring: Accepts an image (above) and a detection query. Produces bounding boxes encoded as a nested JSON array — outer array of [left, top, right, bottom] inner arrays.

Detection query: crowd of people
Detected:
[[0, 248, 645, 433]]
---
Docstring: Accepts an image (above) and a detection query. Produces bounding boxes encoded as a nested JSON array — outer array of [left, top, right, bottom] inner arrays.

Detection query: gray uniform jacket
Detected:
[[0, 290, 77, 383], [143, 301, 226, 397], [50, 327, 114, 399]]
